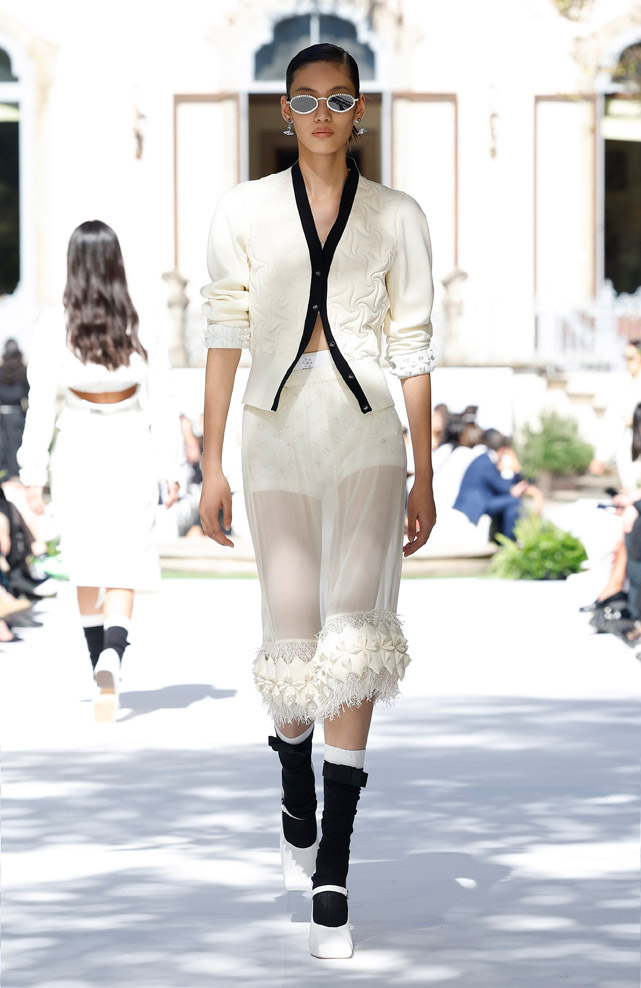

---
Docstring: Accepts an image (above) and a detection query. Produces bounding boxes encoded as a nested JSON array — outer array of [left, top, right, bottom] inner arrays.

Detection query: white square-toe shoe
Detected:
[[93, 648, 120, 722], [281, 815, 319, 890], [309, 885, 353, 959]]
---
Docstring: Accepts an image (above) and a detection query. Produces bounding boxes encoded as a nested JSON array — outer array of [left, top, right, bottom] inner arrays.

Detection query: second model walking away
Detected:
[[199, 43, 436, 959], [18, 221, 180, 721]]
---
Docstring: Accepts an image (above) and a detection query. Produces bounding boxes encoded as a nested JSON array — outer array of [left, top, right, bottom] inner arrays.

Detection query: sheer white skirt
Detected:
[[242, 359, 409, 724]]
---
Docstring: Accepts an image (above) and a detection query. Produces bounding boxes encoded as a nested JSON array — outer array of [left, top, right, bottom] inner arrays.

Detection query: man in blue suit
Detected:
[[453, 430, 537, 540]]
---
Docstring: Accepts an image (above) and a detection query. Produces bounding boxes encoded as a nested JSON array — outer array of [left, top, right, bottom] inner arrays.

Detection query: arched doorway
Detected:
[[247, 12, 382, 181], [603, 42, 641, 295]]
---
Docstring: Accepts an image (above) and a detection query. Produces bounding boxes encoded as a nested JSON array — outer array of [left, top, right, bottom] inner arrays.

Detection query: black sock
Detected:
[[103, 625, 129, 665], [83, 626, 104, 670], [312, 762, 368, 927], [268, 732, 317, 849]]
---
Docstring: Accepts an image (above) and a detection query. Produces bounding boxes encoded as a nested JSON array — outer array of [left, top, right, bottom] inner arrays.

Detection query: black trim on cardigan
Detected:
[[270, 159, 372, 414]]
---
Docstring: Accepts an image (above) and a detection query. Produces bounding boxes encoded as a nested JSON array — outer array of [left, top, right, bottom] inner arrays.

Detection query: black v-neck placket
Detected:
[[270, 159, 373, 414]]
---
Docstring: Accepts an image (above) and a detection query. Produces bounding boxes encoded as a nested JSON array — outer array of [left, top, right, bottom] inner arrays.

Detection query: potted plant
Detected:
[[517, 411, 594, 493], [487, 514, 587, 581]]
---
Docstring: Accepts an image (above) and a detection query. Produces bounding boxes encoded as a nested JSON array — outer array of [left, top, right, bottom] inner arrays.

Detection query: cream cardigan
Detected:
[[202, 160, 435, 414]]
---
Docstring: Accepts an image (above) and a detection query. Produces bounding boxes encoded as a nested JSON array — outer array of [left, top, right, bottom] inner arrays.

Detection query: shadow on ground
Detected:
[[117, 684, 236, 721], [3, 696, 639, 988]]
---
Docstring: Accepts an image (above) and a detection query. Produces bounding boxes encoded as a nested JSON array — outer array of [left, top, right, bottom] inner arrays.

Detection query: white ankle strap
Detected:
[[312, 885, 348, 897]]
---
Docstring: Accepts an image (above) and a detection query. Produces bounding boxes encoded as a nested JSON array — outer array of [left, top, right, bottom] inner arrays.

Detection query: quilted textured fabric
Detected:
[[201, 162, 434, 413]]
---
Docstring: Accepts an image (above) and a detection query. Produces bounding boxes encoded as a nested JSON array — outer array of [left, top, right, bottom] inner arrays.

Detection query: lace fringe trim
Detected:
[[204, 323, 251, 350], [252, 611, 410, 723], [253, 640, 321, 722], [388, 344, 436, 378], [315, 611, 410, 721]]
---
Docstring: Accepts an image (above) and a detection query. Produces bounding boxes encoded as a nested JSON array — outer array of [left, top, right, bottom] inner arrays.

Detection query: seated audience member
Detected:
[[453, 429, 542, 540], [0, 488, 55, 599], [433, 422, 485, 514], [582, 401, 641, 615], [431, 403, 449, 450], [0, 339, 29, 481], [431, 409, 465, 472]]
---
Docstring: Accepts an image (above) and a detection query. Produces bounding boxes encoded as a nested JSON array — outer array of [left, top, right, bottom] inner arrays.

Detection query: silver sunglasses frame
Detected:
[[287, 93, 358, 114]]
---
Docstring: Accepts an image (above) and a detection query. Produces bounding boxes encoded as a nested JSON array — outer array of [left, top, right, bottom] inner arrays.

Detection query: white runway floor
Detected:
[[1, 572, 640, 987]]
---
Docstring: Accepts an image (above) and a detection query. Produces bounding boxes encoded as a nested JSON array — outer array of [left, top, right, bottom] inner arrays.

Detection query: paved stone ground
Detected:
[[1, 571, 639, 988]]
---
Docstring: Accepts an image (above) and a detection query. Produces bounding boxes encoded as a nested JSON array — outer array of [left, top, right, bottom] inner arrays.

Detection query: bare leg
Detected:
[[598, 541, 627, 599], [77, 586, 103, 616], [77, 587, 134, 618], [0, 618, 16, 642], [104, 588, 134, 619], [278, 719, 314, 739], [324, 699, 374, 750]]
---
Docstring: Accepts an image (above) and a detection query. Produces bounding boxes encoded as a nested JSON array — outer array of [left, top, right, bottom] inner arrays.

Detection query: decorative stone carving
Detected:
[[441, 267, 469, 365], [162, 270, 189, 367]]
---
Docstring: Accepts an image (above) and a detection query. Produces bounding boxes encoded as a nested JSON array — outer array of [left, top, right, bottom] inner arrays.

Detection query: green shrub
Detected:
[[487, 514, 587, 581], [518, 411, 593, 478]]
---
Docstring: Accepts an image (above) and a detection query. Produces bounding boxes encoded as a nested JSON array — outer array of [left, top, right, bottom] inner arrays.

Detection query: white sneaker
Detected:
[[93, 648, 120, 722], [309, 886, 353, 959]]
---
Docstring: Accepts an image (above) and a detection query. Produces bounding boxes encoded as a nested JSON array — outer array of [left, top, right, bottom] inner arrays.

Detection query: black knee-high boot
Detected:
[[268, 733, 317, 848], [83, 626, 104, 670], [103, 624, 129, 665], [312, 762, 368, 927]]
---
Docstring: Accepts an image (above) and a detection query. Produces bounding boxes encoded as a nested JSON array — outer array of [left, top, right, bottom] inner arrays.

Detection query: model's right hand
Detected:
[[199, 470, 234, 547], [26, 485, 45, 516]]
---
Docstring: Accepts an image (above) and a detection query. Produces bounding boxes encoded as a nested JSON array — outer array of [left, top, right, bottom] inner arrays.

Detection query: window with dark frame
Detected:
[[0, 48, 20, 296]]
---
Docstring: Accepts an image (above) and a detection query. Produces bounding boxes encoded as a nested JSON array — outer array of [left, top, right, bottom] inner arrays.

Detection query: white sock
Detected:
[[104, 614, 131, 633], [80, 613, 104, 628], [275, 721, 314, 745], [324, 744, 366, 769]]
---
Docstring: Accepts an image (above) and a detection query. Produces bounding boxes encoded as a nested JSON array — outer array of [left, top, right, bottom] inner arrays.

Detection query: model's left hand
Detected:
[[403, 478, 436, 557], [163, 480, 180, 509]]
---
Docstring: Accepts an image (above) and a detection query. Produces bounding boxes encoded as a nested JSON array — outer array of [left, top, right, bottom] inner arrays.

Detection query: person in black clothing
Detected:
[[0, 339, 29, 481]]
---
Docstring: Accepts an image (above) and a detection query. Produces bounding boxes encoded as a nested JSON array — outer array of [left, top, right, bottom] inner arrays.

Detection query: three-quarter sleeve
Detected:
[[201, 184, 251, 349], [17, 309, 64, 488], [384, 193, 435, 378], [140, 323, 182, 482]]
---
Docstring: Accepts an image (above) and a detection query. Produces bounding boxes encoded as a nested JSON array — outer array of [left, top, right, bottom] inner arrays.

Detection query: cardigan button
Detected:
[[312, 304, 318, 311], [362, 405, 370, 411], [329, 341, 335, 347], [348, 374, 354, 380], [315, 270, 322, 276]]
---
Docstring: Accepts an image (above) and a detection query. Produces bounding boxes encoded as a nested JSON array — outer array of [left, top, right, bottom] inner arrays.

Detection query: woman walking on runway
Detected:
[[19, 221, 179, 721], [200, 44, 436, 958]]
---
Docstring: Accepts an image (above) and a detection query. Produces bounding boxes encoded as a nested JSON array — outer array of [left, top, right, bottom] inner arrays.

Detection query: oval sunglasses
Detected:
[[287, 93, 358, 114]]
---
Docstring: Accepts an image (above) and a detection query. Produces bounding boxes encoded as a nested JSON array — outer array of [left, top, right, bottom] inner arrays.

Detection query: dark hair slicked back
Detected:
[[285, 43, 360, 98]]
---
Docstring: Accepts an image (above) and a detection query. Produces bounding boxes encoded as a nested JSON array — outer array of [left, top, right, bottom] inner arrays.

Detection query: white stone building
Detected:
[[1, 0, 641, 439]]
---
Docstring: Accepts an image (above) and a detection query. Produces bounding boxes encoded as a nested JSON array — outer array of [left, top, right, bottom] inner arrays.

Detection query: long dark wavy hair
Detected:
[[63, 220, 147, 369], [0, 339, 27, 386]]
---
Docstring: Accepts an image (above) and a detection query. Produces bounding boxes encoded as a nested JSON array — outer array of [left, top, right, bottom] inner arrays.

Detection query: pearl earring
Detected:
[[283, 119, 294, 136], [356, 119, 367, 136]]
